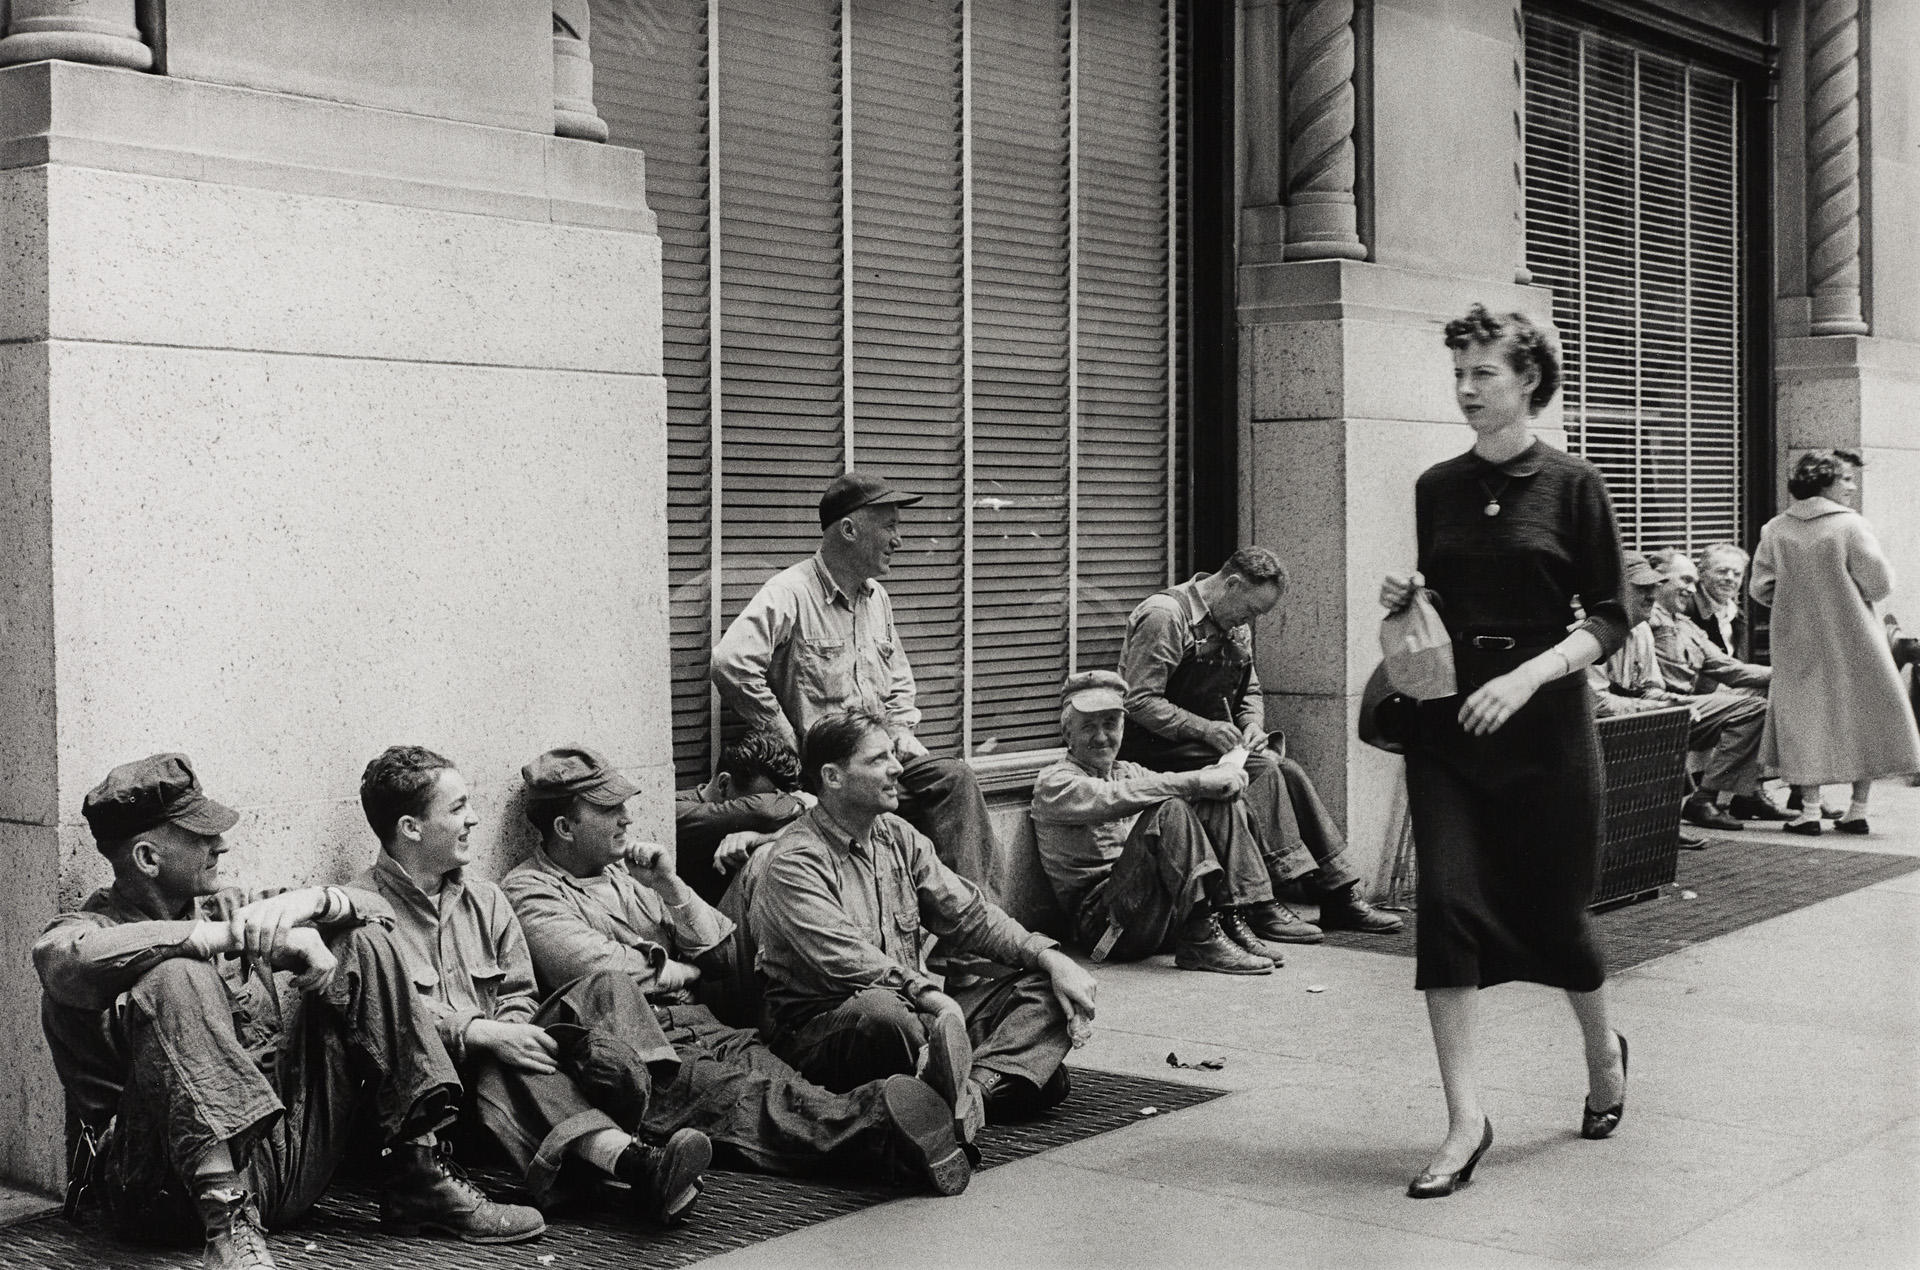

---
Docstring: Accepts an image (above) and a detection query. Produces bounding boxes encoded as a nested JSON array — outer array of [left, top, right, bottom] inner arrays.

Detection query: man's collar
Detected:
[[1176, 573, 1224, 631], [1066, 752, 1115, 779], [1648, 605, 1675, 628], [103, 878, 192, 923], [373, 849, 461, 905], [808, 803, 878, 854], [810, 552, 872, 607]]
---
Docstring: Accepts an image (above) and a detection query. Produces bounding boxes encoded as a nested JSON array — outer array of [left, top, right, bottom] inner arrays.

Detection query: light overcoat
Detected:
[[1750, 497, 1920, 784]]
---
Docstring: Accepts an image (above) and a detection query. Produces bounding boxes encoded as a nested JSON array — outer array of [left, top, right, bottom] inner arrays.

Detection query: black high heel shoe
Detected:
[[1581, 1033, 1628, 1140], [1406, 1118, 1493, 1199]]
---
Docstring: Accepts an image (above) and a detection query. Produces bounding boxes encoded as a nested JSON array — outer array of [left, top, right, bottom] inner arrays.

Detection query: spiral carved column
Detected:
[[1806, 0, 1868, 336], [0, 0, 151, 70], [554, 0, 610, 143], [1283, 0, 1366, 261]]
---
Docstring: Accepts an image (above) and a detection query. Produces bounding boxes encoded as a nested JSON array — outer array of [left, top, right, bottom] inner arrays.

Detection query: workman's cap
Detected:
[[1061, 669, 1129, 715], [1621, 551, 1662, 586], [521, 745, 642, 806], [820, 471, 922, 528], [82, 753, 240, 844]]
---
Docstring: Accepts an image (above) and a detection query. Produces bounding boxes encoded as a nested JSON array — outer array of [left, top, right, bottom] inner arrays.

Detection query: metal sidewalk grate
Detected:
[[0, 1067, 1223, 1269], [1324, 839, 1920, 970]]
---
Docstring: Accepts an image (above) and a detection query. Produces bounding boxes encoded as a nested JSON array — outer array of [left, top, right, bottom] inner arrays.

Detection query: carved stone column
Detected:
[[1806, 0, 1868, 336], [553, 0, 610, 142], [0, 0, 151, 70], [1282, 0, 1366, 261]]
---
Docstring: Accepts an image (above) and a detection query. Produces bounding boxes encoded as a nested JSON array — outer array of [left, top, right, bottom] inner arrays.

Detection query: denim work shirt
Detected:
[[710, 553, 919, 746], [353, 853, 544, 1064], [33, 883, 389, 1129], [1029, 755, 1208, 921], [500, 847, 713, 998], [750, 808, 1054, 1033], [1118, 575, 1265, 742], [1650, 606, 1772, 697]]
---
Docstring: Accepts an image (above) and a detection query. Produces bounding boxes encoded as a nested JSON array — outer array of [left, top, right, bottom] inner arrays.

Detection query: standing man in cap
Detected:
[[503, 744, 971, 1196], [34, 753, 544, 1270], [752, 709, 1097, 1136], [1116, 547, 1404, 941], [1031, 671, 1292, 975], [351, 746, 713, 1228], [711, 470, 1004, 897]]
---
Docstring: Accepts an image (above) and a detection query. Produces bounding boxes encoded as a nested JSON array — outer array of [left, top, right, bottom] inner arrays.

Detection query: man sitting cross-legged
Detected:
[[752, 709, 1099, 1142], [35, 753, 543, 1270], [503, 744, 972, 1196], [351, 746, 712, 1229], [1031, 671, 1291, 975]]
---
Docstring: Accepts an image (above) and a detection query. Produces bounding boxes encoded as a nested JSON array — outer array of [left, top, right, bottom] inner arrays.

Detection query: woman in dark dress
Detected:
[[1379, 306, 1630, 1198]]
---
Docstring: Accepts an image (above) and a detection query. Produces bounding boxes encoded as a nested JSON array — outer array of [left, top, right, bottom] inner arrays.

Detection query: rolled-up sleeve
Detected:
[[712, 576, 800, 743], [753, 846, 940, 1000], [502, 871, 668, 993], [1120, 599, 1205, 742], [32, 913, 204, 1011]]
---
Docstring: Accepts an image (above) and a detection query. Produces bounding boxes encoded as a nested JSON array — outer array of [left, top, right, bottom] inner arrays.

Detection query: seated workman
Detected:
[[751, 709, 1099, 1141], [1117, 546, 1403, 940], [36, 754, 543, 1270], [1031, 671, 1289, 975], [351, 746, 712, 1228], [674, 731, 811, 904], [504, 744, 971, 1196], [1594, 551, 1770, 834]]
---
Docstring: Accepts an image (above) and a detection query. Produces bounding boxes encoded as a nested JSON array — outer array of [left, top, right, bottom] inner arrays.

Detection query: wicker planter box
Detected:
[[1592, 705, 1691, 910]]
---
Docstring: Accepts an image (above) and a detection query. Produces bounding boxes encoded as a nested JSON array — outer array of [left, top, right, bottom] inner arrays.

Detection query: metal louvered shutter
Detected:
[[1524, 11, 1744, 554]]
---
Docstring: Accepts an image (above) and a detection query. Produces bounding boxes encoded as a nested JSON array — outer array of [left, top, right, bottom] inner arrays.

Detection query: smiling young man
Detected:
[[1030, 671, 1286, 975], [710, 471, 1005, 897], [35, 753, 543, 1270], [351, 746, 711, 1228], [751, 709, 1098, 1142], [502, 745, 970, 1196]]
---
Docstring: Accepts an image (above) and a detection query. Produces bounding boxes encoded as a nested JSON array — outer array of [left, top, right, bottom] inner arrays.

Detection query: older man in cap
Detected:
[[1032, 671, 1299, 975], [1116, 546, 1403, 941], [34, 753, 543, 1270], [711, 470, 1004, 897], [351, 745, 712, 1228], [502, 745, 971, 1196]]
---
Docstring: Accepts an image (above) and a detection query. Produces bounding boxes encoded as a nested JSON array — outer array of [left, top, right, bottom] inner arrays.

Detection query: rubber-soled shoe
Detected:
[[1173, 915, 1274, 974], [880, 1075, 970, 1196], [197, 1185, 276, 1270], [1783, 818, 1823, 837], [1581, 1033, 1629, 1140], [1406, 1119, 1493, 1199], [1726, 793, 1792, 821], [1834, 818, 1870, 835], [920, 1010, 982, 1145], [1316, 889, 1406, 934], [380, 1144, 546, 1244], [1681, 795, 1743, 831], [1218, 909, 1290, 963], [617, 1128, 712, 1226], [1238, 899, 1324, 945]]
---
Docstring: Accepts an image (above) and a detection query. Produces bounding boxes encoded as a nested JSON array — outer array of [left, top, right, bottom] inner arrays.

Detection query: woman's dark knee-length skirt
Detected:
[[1404, 674, 1607, 992]]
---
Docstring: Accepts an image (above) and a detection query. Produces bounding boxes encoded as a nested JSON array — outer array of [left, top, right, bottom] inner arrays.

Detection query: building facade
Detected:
[[0, 0, 1911, 1193]]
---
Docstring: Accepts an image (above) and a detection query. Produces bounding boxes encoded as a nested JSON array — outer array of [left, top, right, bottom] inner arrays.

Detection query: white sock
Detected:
[[1846, 799, 1870, 822], [570, 1128, 633, 1177]]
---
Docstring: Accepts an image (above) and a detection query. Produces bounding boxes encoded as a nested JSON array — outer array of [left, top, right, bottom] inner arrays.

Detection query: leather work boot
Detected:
[[1218, 909, 1291, 962], [974, 1064, 1073, 1125], [1239, 899, 1325, 945], [1316, 887, 1406, 934], [1173, 912, 1274, 974], [616, 1128, 713, 1226], [920, 1009, 984, 1146], [379, 1142, 547, 1244], [194, 1178, 275, 1270], [879, 1074, 971, 1196]]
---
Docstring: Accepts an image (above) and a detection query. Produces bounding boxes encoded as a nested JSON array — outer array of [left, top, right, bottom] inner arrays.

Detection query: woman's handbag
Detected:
[[1361, 587, 1456, 754]]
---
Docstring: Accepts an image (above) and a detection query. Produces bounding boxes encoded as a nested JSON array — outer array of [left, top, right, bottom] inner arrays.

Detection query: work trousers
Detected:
[[641, 1002, 900, 1175], [1072, 797, 1274, 960], [1143, 748, 1361, 895], [895, 754, 1005, 902], [47, 923, 460, 1244], [462, 969, 679, 1204], [1688, 691, 1768, 795], [775, 971, 1070, 1096]]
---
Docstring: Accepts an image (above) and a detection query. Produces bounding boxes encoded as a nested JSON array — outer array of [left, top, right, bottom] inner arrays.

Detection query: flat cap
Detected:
[[820, 470, 922, 528], [1061, 669, 1129, 714], [1621, 550, 1662, 586], [82, 752, 239, 844], [522, 745, 642, 806]]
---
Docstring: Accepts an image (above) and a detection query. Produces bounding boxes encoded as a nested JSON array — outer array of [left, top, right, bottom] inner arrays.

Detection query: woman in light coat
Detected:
[[1750, 449, 1920, 833]]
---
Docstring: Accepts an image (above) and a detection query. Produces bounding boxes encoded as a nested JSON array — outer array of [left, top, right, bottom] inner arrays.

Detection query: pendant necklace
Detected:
[[1478, 474, 1515, 518]]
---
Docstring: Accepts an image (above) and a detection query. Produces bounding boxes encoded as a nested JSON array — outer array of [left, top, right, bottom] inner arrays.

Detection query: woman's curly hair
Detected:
[[1442, 304, 1562, 414], [1787, 448, 1864, 500]]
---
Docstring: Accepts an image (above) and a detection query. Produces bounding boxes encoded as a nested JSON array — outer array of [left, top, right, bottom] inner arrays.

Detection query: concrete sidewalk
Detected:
[[706, 781, 1920, 1270]]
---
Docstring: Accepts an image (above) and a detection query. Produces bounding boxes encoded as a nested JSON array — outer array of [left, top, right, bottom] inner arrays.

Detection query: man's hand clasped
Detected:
[[192, 886, 339, 992]]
